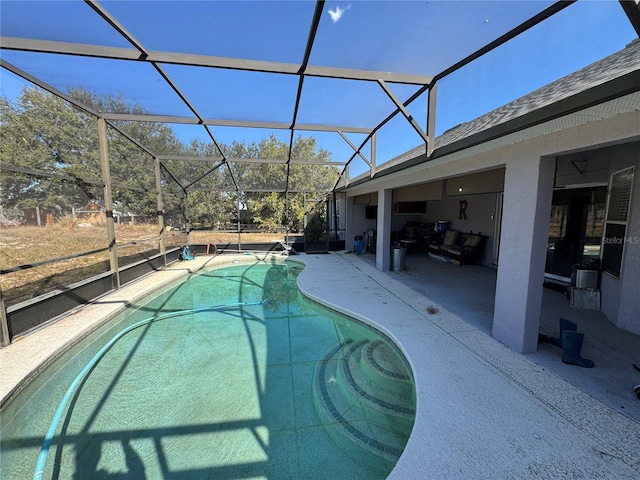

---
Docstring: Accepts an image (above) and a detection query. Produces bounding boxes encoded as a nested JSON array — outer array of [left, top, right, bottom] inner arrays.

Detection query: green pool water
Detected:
[[1, 260, 416, 480]]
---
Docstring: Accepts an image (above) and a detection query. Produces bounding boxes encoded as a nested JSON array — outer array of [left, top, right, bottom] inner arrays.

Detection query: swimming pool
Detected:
[[1, 259, 416, 479]]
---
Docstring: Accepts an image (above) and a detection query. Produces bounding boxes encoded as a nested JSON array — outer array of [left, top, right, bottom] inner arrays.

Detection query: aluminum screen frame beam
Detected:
[[433, 1, 576, 83], [332, 0, 580, 190], [0, 59, 158, 160], [331, 84, 430, 190], [0, 36, 433, 86], [284, 0, 325, 194], [340, 71, 640, 191], [619, 0, 640, 37], [157, 156, 346, 166], [189, 187, 333, 194], [80, 2, 237, 192], [99, 114, 373, 134], [377, 79, 429, 144], [84, 0, 149, 59]]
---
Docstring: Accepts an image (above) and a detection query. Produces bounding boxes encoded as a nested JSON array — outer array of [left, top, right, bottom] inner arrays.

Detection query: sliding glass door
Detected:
[[545, 186, 606, 280]]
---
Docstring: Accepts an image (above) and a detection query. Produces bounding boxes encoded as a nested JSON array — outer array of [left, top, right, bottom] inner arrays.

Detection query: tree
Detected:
[[216, 134, 340, 232], [1, 86, 338, 230], [68, 88, 184, 219], [0, 86, 186, 220], [0, 87, 102, 210]]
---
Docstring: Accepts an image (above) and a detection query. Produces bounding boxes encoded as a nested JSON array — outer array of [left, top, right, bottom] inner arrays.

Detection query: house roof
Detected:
[[345, 38, 640, 187]]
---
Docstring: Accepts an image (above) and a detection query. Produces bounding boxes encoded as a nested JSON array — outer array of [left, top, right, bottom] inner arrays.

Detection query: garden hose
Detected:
[[32, 301, 263, 480]]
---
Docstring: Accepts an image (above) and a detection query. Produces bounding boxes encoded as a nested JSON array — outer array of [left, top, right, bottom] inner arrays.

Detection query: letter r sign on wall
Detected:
[[459, 200, 468, 220]]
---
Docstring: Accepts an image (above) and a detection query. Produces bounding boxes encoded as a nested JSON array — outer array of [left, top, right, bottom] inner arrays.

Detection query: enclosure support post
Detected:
[[154, 157, 166, 263], [0, 291, 10, 347], [370, 134, 376, 178], [236, 193, 241, 251], [332, 193, 339, 240], [324, 197, 330, 251], [285, 191, 290, 246], [184, 192, 190, 245], [98, 117, 120, 289], [303, 193, 308, 253], [376, 188, 393, 271], [427, 82, 437, 158]]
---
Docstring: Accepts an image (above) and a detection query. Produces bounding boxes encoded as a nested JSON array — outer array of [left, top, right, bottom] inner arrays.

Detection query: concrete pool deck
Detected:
[[2, 252, 639, 478], [298, 252, 640, 479]]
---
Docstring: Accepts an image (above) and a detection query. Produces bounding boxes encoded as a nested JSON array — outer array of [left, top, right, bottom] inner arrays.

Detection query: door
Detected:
[[545, 187, 606, 280]]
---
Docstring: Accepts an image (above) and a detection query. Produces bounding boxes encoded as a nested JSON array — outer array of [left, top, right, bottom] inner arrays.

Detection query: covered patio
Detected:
[[352, 251, 640, 421]]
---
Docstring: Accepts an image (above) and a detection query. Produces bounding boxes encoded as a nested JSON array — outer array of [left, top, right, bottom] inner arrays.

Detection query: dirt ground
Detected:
[[0, 224, 287, 306]]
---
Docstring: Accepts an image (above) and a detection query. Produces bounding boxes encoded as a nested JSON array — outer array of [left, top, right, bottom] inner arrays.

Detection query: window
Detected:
[[601, 167, 634, 277], [394, 201, 427, 214]]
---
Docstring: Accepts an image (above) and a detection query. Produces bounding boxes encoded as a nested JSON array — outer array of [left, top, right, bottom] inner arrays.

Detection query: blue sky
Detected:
[[1, 1, 637, 174]]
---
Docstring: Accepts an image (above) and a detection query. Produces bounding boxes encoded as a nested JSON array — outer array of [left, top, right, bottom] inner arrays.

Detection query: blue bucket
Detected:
[[436, 221, 449, 234]]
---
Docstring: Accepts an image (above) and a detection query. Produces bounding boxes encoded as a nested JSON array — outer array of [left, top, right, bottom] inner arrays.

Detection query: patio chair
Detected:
[[441, 232, 485, 265], [429, 229, 459, 256]]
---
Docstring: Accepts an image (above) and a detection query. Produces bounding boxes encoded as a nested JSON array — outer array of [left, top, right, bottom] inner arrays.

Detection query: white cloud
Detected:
[[328, 5, 350, 23]]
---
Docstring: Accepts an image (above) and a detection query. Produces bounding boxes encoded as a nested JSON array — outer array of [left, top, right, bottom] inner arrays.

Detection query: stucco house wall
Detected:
[[343, 108, 640, 345]]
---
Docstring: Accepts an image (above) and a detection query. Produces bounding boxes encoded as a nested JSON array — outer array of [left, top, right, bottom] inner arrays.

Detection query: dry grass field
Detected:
[[0, 223, 285, 307]]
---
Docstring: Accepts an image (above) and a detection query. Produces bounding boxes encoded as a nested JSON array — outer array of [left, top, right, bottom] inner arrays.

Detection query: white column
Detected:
[[345, 195, 355, 248], [492, 155, 555, 353], [336, 192, 347, 242], [376, 188, 393, 271]]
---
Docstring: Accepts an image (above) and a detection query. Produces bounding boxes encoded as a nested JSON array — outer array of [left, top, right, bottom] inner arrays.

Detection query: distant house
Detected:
[[22, 207, 58, 226], [75, 200, 105, 224], [75, 200, 142, 225]]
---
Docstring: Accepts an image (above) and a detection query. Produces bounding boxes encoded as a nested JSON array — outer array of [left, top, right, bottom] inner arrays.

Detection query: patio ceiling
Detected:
[[1, 0, 639, 195]]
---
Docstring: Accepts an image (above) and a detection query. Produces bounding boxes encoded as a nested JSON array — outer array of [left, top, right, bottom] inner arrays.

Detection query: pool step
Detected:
[[313, 339, 415, 472], [360, 339, 413, 396], [337, 339, 415, 432]]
